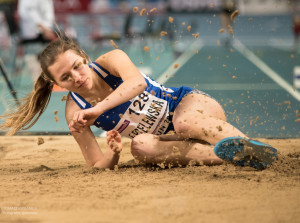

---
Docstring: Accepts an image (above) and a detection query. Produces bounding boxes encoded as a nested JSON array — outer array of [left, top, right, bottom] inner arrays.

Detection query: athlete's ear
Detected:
[[83, 58, 87, 64]]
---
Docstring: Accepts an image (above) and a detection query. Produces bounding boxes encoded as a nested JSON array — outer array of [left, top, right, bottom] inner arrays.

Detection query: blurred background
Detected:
[[0, 0, 299, 138]]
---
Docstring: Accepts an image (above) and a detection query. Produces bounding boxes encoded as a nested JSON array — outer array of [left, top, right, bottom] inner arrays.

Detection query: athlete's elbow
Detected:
[[136, 77, 147, 90], [86, 160, 95, 168], [86, 157, 100, 168], [92, 160, 114, 170], [92, 160, 102, 168]]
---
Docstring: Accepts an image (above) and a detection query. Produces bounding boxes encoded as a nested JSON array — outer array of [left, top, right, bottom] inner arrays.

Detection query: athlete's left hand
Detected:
[[106, 130, 123, 154]]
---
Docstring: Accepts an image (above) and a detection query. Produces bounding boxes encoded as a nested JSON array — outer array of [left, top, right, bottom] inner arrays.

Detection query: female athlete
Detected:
[[0, 35, 277, 170]]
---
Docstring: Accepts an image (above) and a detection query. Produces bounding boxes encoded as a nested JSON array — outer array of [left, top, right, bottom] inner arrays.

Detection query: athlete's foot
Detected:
[[214, 137, 277, 170]]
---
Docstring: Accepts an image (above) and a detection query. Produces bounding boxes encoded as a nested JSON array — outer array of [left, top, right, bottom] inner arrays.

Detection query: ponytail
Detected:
[[0, 73, 54, 135]]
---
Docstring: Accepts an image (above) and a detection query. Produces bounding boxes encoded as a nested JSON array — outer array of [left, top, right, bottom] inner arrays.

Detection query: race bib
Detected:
[[113, 91, 170, 138]]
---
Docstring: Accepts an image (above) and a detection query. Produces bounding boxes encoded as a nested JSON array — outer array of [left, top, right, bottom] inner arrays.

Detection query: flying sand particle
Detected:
[[160, 31, 168, 36], [110, 40, 119, 48], [140, 8, 146, 16], [133, 6, 139, 13], [230, 10, 239, 21], [144, 46, 149, 52], [90, 100, 97, 107], [192, 33, 199, 38], [61, 95, 67, 101], [37, 137, 44, 145], [150, 8, 157, 13]]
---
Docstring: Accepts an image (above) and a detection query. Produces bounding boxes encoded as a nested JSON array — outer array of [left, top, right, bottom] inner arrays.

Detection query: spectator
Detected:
[[18, 0, 57, 44], [17, 0, 57, 81]]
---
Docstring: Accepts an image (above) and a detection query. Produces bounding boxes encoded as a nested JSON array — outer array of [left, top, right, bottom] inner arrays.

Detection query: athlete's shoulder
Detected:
[[95, 49, 126, 64]]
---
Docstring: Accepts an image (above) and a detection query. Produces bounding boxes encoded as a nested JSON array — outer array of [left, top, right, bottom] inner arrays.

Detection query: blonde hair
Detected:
[[0, 34, 89, 135]]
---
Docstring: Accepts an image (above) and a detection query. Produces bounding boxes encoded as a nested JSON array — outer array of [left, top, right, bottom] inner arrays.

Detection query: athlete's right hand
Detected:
[[68, 119, 86, 133]]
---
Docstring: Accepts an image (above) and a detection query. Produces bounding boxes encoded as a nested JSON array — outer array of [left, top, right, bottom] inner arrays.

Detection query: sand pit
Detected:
[[0, 136, 299, 223]]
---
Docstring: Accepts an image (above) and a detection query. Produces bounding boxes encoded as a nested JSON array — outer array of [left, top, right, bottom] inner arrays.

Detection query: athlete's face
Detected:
[[48, 50, 92, 92]]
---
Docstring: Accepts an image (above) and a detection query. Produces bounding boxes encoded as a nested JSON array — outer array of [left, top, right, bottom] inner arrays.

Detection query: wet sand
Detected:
[[0, 136, 299, 223]]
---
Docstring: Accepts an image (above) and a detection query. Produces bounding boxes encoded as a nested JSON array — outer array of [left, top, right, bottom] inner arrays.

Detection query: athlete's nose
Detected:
[[71, 71, 82, 83]]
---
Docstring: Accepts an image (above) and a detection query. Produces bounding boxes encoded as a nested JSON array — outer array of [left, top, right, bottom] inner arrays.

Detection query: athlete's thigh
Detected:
[[173, 93, 226, 121]]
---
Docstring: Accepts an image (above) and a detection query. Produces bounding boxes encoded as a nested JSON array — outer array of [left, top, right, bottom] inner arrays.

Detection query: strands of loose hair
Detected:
[[0, 75, 53, 135]]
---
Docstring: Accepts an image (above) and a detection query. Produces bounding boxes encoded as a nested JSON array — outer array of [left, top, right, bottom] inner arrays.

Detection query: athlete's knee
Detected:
[[173, 116, 194, 138], [131, 134, 157, 162]]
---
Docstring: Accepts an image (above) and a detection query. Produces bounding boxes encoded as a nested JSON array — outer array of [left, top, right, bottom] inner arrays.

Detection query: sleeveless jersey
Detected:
[[70, 61, 193, 138]]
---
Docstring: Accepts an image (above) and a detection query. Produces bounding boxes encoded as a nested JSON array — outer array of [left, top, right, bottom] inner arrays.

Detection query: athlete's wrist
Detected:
[[91, 102, 105, 116]]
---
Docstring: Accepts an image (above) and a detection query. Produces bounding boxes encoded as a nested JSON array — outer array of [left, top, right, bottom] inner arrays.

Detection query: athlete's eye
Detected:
[[61, 74, 71, 81], [61, 75, 68, 81], [74, 62, 82, 70]]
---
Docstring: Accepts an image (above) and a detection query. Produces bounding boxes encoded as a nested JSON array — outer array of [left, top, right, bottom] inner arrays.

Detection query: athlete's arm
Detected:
[[72, 49, 147, 129], [65, 95, 120, 169]]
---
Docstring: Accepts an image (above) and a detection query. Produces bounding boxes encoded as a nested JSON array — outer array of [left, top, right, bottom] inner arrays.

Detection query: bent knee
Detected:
[[131, 134, 158, 162], [173, 117, 194, 138]]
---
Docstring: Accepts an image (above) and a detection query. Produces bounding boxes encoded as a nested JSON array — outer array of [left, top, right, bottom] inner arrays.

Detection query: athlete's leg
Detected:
[[172, 93, 247, 145], [131, 133, 223, 166]]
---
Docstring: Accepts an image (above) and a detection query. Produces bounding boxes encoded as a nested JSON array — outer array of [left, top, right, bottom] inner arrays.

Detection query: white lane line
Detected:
[[156, 39, 204, 85], [233, 39, 300, 102]]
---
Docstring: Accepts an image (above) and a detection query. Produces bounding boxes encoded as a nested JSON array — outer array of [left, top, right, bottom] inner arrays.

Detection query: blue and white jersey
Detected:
[[70, 61, 193, 138]]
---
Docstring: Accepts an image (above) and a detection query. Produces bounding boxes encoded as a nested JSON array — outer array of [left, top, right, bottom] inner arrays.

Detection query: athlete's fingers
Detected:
[[73, 111, 80, 122], [106, 132, 113, 144], [114, 131, 121, 142], [106, 130, 113, 136], [69, 119, 86, 133], [109, 139, 120, 152], [68, 121, 80, 133], [77, 111, 87, 125], [111, 130, 121, 142], [72, 111, 86, 127]]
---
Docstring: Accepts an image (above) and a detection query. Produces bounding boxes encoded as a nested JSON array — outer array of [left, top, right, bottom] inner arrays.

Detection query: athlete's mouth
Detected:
[[78, 79, 87, 88]]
